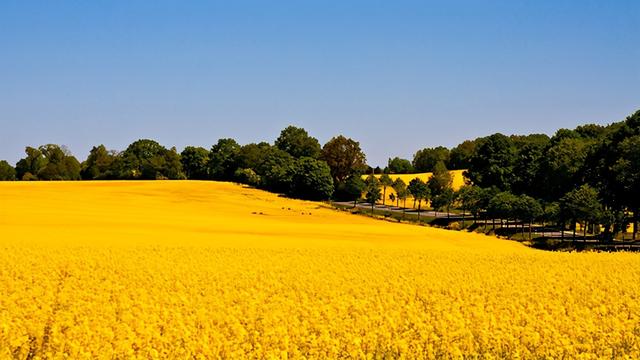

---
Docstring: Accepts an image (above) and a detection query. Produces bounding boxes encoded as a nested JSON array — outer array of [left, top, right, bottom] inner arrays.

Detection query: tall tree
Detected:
[[288, 157, 334, 201], [449, 140, 476, 170], [321, 135, 367, 184], [364, 175, 382, 214], [180, 146, 210, 180], [408, 178, 430, 221], [0, 160, 16, 180], [275, 126, 321, 158], [120, 139, 185, 180], [15, 146, 47, 180], [392, 178, 408, 219], [342, 175, 366, 207], [81, 145, 117, 180], [560, 184, 602, 241], [387, 157, 414, 174], [208, 138, 241, 181], [427, 161, 453, 197], [413, 146, 450, 172], [378, 173, 393, 206], [611, 135, 640, 240], [467, 134, 516, 191]]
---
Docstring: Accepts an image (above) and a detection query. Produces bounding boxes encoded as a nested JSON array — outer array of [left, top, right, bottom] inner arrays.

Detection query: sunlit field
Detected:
[[1, 181, 638, 359], [368, 170, 467, 208]]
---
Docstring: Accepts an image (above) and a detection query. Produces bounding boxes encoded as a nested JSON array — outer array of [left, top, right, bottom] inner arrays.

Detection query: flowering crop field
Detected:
[[1, 181, 639, 359], [367, 170, 467, 208]]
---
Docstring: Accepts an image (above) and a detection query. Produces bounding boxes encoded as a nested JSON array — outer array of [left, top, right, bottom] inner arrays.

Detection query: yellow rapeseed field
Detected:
[[1, 181, 639, 359], [366, 170, 467, 208]]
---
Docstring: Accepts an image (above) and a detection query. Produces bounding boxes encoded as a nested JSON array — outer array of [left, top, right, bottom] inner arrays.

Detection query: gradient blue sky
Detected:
[[1, 1, 638, 166]]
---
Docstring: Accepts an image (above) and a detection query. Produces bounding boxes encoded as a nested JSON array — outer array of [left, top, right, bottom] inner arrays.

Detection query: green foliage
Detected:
[[412, 146, 450, 172], [338, 175, 366, 203], [560, 185, 602, 226], [288, 157, 334, 201], [392, 178, 408, 206], [387, 157, 414, 174], [234, 168, 261, 186], [119, 140, 185, 180], [257, 148, 295, 193], [16, 145, 81, 180], [321, 135, 367, 184], [208, 138, 241, 181], [15, 147, 47, 180], [449, 140, 476, 170], [275, 126, 321, 159], [364, 175, 382, 206], [427, 161, 452, 197], [407, 177, 429, 210], [0, 160, 16, 181], [81, 145, 117, 180], [467, 134, 516, 191], [488, 192, 518, 220], [180, 146, 210, 180], [431, 188, 455, 213]]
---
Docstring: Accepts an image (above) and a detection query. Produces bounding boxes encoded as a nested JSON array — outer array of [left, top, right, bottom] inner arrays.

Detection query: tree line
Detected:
[[360, 110, 639, 241], [0, 110, 638, 240], [0, 126, 368, 202]]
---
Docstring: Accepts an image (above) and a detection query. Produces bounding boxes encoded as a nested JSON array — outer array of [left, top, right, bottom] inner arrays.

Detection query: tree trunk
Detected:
[[353, 198, 357, 208], [371, 201, 374, 215], [382, 187, 386, 206], [417, 200, 421, 222], [462, 207, 466, 227], [492, 218, 495, 231], [528, 221, 532, 240], [561, 220, 565, 241], [633, 208, 638, 241], [584, 221, 587, 242], [402, 198, 406, 221]]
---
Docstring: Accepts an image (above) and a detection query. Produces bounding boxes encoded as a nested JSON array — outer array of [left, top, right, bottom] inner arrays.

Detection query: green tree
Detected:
[[392, 178, 408, 219], [288, 157, 334, 200], [513, 195, 543, 239], [611, 135, 640, 240], [180, 146, 210, 180], [275, 126, 321, 158], [208, 138, 241, 181], [467, 134, 516, 191], [560, 185, 602, 241], [488, 191, 518, 230], [408, 177, 430, 221], [457, 185, 483, 226], [120, 140, 184, 180], [427, 161, 453, 197], [449, 140, 476, 170], [81, 145, 117, 180], [321, 135, 367, 184], [342, 175, 366, 207], [539, 137, 591, 201], [387, 157, 414, 174], [15, 146, 47, 180], [234, 168, 261, 186], [364, 175, 381, 214], [0, 160, 16, 180], [412, 146, 450, 172], [431, 188, 455, 218], [378, 174, 393, 206], [258, 148, 295, 193]]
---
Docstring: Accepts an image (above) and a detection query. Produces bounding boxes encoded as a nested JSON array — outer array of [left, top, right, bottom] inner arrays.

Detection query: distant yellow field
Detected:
[[364, 170, 467, 207], [1, 181, 638, 359]]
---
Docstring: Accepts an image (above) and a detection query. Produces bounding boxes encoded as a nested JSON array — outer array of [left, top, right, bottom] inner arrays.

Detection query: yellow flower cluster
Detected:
[[0, 181, 638, 359]]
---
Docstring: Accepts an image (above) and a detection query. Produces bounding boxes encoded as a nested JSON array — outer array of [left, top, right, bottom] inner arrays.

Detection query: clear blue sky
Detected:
[[1, 1, 638, 166]]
